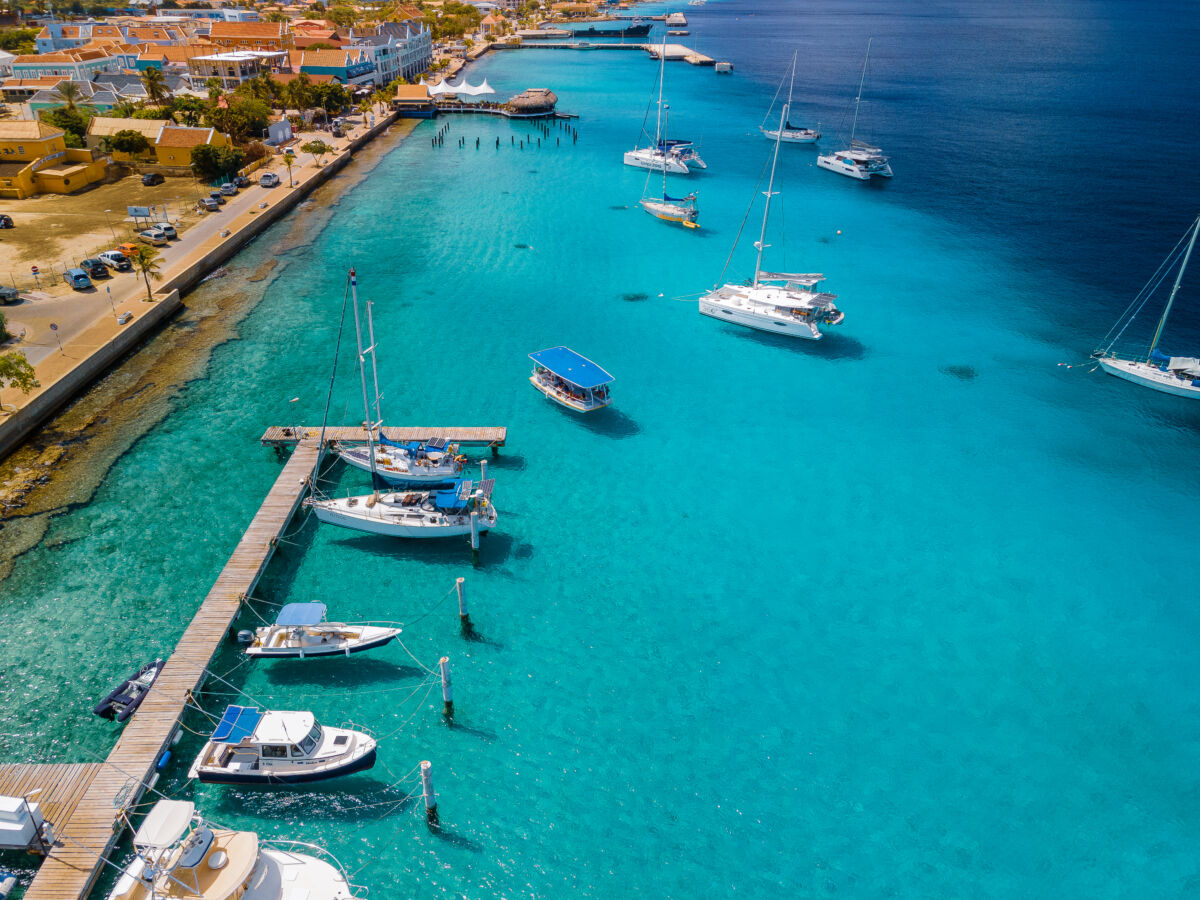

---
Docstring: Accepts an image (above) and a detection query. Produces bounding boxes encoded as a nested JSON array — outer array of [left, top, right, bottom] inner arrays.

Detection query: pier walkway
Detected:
[[10, 440, 320, 900], [262, 425, 507, 452], [495, 41, 714, 65]]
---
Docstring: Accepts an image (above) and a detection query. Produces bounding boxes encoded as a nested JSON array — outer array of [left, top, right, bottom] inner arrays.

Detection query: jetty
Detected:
[[496, 42, 714, 66], [2, 425, 503, 898]]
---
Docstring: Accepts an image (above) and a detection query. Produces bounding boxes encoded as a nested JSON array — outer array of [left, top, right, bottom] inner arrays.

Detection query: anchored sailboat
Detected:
[[698, 104, 844, 339], [761, 50, 820, 144], [1093, 214, 1200, 399], [624, 39, 705, 174], [817, 38, 893, 181]]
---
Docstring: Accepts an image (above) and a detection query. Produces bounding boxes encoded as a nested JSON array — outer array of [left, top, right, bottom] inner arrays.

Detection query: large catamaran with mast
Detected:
[[1093, 214, 1200, 399], [817, 38, 893, 181], [624, 40, 705, 175], [698, 105, 845, 339]]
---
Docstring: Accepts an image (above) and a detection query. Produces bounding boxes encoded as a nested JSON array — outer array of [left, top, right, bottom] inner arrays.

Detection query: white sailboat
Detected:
[[307, 271, 499, 539], [817, 38, 893, 181], [699, 104, 845, 339], [1094, 214, 1200, 399], [624, 39, 705, 174], [761, 50, 820, 144]]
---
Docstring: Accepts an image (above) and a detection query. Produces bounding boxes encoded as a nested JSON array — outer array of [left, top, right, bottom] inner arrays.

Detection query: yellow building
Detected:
[[0, 120, 107, 199], [153, 125, 231, 168], [85, 117, 170, 163]]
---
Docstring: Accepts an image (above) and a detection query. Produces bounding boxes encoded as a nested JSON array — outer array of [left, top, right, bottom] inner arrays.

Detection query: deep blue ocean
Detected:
[[3, 1, 1200, 896]]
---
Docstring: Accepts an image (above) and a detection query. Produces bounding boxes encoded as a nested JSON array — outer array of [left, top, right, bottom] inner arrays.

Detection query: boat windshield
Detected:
[[300, 725, 321, 754]]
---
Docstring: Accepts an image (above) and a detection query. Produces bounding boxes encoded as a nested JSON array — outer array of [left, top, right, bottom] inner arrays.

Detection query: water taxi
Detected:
[[187, 706, 376, 785], [241, 603, 401, 659], [529, 347, 614, 412]]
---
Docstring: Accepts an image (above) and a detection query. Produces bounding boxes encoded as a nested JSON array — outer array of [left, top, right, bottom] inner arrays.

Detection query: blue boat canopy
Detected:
[[275, 602, 327, 627], [212, 706, 263, 744], [433, 479, 471, 512], [529, 347, 614, 389]]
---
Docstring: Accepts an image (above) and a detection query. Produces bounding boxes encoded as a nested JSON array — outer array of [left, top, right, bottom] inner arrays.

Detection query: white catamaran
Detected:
[[698, 104, 845, 339], [624, 40, 705, 174], [1093, 214, 1200, 399], [761, 50, 820, 144], [817, 38, 893, 181]]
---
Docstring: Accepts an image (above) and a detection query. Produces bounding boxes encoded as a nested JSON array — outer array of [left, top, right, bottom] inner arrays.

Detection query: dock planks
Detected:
[[15, 440, 321, 900], [261, 425, 507, 449]]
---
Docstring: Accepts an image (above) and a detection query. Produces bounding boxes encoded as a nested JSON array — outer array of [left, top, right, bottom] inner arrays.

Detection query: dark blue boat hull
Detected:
[[195, 748, 377, 785]]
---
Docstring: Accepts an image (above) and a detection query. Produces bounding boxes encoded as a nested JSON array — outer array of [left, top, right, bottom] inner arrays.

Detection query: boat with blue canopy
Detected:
[[241, 602, 401, 659], [529, 347, 614, 412], [336, 434, 464, 486], [187, 706, 376, 785], [307, 474, 498, 539]]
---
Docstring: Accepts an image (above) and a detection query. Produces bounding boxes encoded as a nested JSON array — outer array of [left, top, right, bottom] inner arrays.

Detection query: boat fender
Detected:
[[156, 751, 171, 771], [171, 728, 184, 746], [0, 870, 17, 898], [236, 630, 254, 644]]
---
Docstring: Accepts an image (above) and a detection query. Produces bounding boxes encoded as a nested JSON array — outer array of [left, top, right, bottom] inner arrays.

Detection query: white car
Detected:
[[98, 250, 132, 271], [138, 229, 167, 246], [260, 172, 280, 188]]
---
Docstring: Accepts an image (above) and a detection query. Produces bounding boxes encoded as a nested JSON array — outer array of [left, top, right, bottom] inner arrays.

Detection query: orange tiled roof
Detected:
[[155, 125, 218, 148], [0, 76, 69, 90], [301, 48, 364, 67], [209, 21, 288, 39]]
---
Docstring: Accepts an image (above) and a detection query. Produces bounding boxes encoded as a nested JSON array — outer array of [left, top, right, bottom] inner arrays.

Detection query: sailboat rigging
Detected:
[[817, 38, 893, 180], [761, 50, 820, 144]]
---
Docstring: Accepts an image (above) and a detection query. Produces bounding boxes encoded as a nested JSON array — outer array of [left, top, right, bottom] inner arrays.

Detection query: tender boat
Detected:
[[529, 347, 614, 412], [242, 603, 400, 659], [817, 39, 892, 180], [335, 435, 463, 485], [308, 477, 497, 539], [761, 51, 820, 144], [94, 660, 165, 723], [188, 706, 376, 785], [698, 104, 845, 340], [1094, 213, 1200, 399], [107, 799, 362, 900]]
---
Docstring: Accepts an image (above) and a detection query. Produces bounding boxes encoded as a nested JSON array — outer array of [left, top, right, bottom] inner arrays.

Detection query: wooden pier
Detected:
[[9, 440, 320, 900], [495, 41, 715, 65], [261, 425, 507, 452]]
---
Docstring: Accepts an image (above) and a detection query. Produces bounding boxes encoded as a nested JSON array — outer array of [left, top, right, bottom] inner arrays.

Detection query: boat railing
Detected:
[[339, 720, 378, 740], [260, 839, 370, 897]]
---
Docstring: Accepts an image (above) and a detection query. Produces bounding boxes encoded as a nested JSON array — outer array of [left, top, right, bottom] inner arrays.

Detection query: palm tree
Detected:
[[283, 74, 313, 117], [52, 81, 82, 113], [113, 99, 138, 118], [141, 66, 170, 107], [131, 246, 163, 302]]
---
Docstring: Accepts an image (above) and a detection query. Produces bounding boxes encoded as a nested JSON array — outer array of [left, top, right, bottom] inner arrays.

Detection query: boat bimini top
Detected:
[[275, 603, 327, 627], [529, 347, 614, 390]]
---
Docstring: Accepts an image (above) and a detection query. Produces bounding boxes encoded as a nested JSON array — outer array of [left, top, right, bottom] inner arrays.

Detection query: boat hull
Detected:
[[337, 445, 459, 485], [1097, 357, 1200, 399], [529, 375, 612, 412], [623, 149, 689, 174], [573, 23, 651, 37], [192, 747, 377, 785], [640, 198, 698, 225], [762, 126, 820, 143], [311, 498, 496, 538], [816, 152, 893, 180], [245, 629, 400, 659], [699, 298, 823, 339]]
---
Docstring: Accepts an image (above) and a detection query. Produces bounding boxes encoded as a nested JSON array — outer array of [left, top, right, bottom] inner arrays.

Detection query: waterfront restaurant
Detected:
[[187, 49, 288, 89]]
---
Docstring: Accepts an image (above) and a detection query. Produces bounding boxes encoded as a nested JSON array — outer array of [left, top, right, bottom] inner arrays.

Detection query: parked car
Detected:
[[259, 172, 280, 188], [201, 196, 220, 212], [64, 267, 93, 290], [99, 250, 133, 271], [80, 257, 108, 279], [0, 214, 13, 228], [116, 242, 140, 258], [141, 173, 164, 186], [157, 223, 177, 239], [138, 229, 167, 246], [218, 182, 238, 196], [331, 126, 344, 138], [208, 191, 226, 205], [233, 174, 251, 188], [0, 286, 20, 304]]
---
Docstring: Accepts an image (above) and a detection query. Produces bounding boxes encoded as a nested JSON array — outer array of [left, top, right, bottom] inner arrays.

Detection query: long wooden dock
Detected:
[[12, 440, 321, 900], [261, 425, 507, 451]]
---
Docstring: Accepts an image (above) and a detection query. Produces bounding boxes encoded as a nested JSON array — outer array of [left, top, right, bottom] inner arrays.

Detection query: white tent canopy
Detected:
[[421, 78, 495, 97]]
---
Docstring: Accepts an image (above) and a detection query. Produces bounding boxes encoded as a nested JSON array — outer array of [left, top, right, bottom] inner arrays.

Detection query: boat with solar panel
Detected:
[[334, 435, 464, 485], [529, 347, 614, 412], [187, 706, 376, 785], [107, 799, 363, 899], [240, 603, 401, 659], [307, 476, 497, 539]]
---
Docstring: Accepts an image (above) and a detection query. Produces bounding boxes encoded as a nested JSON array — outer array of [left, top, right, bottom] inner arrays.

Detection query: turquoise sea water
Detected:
[[4, 1, 1200, 896]]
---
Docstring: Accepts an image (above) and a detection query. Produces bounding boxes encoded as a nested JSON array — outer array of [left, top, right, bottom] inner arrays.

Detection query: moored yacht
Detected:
[[817, 39, 893, 181], [625, 39, 701, 175], [762, 51, 821, 144], [308, 478, 497, 539], [242, 603, 401, 659], [108, 799, 361, 900], [335, 435, 463, 485], [188, 706, 376, 785]]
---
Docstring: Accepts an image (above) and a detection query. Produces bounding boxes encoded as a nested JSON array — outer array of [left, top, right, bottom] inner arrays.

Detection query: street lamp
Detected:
[[103, 208, 117, 241]]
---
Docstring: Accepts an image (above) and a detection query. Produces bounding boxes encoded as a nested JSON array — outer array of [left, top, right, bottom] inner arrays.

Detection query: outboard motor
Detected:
[[236, 630, 254, 644]]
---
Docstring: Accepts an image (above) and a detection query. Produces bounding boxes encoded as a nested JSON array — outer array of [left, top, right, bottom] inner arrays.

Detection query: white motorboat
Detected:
[[698, 104, 844, 340], [624, 146, 690, 174], [187, 707, 376, 785], [761, 51, 820, 143], [308, 478, 498, 539], [335, 435, 463, 485], [624, 38, 702, 175], [242, 603, 400, 659], [1094, 214, 1200, 399], [529, 347, 614, 412], [108, 799, 362, 900], [817, 38, 893, 180]]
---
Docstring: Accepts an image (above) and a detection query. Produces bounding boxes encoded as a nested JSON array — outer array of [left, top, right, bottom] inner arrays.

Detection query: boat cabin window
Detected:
[[299, 725, 321, 754], [289, 744, 305, 757], [261, 745, 288, 758]]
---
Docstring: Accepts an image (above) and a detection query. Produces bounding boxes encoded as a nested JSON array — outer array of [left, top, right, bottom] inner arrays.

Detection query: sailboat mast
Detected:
[[753, 104, 786, 287], [654, 37, 666, 149], [850, 37, 871, 144], [348, 269, 380, 487], [786, 50, 797, 123], [364, 296, 383, 428], [1149, 214, 1200, 355]]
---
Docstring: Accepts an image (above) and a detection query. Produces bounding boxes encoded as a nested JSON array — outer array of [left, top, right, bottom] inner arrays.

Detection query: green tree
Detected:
[[311, 82, 349, 119], [108, 129, 151, 155], [51, 81, 83, 113], [130, 246, 162, 302], [328, 4, 356, 28], [111, 99, 138, 118], [132, 106, 174, 121], [190, 144, 245, 182], [171, 95, 207, 127], [205, 77, 224, 103], [300, 139, 332, 167], [39, 106, 89, 147], [205, 97, 269, 143], [0, 28, 38, 55], [282, 73, 313, 115], [141, 66, 171, 107], [0, 310, 7, 342], [263, 10, 289, 21], [0, 350, 39, 413], [283, 152, 295, 186]]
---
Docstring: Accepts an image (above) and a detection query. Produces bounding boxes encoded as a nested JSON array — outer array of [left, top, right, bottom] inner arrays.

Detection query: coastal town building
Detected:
[[27, 79, 120, 113], [374, 21, 433, 81], [298, 48, 376, 86], [208, 21, 293, 52], [0, 120, 107, 199], [11, 47, 122, 81], [188, 50, 288, 89], [152, 125, 231, 170], [0, 76, 64, 103], [34, 21, 124, 53], [155, 7, 261, 21], [85, 116, 169, 162]]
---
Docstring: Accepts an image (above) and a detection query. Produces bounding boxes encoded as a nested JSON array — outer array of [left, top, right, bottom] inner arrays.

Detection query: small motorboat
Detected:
[[529, 347, 614, 412], [188, 706, 376, 785], [241, 603, 400, 659], [94, 660, 165, 723]]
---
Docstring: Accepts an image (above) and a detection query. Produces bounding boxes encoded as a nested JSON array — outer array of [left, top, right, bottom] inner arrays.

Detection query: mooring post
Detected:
[[455, 576, 471, 631], [421, 760, 438, 826], [479, 459, 488, 482], [470, 510, 480, 559], [439, 656, 453, 718]]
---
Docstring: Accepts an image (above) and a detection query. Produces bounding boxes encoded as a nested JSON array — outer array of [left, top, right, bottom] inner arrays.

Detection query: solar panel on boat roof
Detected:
[[426, 437, 447, 450], [479, 478, 495, 499]]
